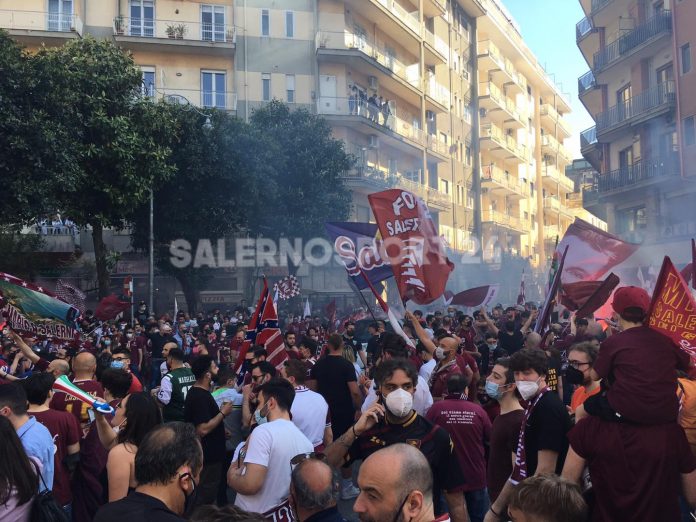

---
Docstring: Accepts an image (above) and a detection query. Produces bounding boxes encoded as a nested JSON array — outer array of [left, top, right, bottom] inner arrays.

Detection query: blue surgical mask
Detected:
[[485, 381, 506, 401], [254, 404, 268, 425], [110, 360, 125, 369], [104, 340, 111, 346]]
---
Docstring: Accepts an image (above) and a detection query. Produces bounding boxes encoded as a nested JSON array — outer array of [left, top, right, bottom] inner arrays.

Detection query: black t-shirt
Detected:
[[524, 391, 572, 476], [366, 334, 382, 361], [184, 386, 225, 463], [348, 412, 466, 514], [310, 355, 357, 436], [497, 330, 524, 355], [546, 354, 561, 393], [343, 335, 362, 359], [149, 333, 171, 359], [94, 491, 184, 522]]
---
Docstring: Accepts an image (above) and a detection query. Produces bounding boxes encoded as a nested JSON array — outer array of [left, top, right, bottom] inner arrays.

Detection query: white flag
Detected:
[[303, 298, 311, 318]]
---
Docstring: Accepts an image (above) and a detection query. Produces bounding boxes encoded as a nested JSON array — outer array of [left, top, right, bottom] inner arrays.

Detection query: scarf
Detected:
[[510, 386, 550, 485]]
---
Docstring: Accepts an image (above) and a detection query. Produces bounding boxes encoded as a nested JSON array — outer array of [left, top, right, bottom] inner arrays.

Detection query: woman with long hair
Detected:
[[94, 391, 162, 501], [0, 416, 39, 521]]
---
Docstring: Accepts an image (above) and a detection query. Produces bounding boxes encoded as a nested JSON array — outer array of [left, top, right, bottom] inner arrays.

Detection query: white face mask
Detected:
[[515, 378, 540, 401], [384, 388, 413, 417], [434, 347, 447, 360]]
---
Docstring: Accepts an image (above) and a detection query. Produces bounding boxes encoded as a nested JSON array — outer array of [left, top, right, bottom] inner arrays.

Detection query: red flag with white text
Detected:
[[368, 189, 453, 304]]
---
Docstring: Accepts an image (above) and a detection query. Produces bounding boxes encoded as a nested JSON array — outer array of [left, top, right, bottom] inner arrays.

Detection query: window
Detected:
[[48, 0, 73, 31], [657, 63, 674, 85], [261, 9, 269, 36], [201, 71, 226, 109], [681, 43, 692, 75], [201, 5, 225, 42], [285, 11, 294, 38], [684, 116, 696, 146], [129, 0, 154, 37], [141, 68, 155, 97], [441, 179, 449, 194], [262, 73, 271, 101], [286, 74, 295, 103]]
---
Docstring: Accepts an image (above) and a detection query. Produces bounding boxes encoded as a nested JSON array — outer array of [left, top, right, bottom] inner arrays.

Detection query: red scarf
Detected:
[[510, 387, 550, 485]]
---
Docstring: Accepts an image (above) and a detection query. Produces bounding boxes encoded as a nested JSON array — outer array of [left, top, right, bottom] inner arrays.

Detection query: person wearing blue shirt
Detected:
[[0, 383, 54, 491]]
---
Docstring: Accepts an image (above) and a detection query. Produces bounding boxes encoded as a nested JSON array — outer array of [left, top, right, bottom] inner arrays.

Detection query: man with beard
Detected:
[[149, 323, 174, 389], [343, 321, 367, 368], [184, 355, 233, 506], [324, 359, 467, 522], [354, 444, 445, 522], [566, 342, 600, 415], [284, 332, 301, 360]]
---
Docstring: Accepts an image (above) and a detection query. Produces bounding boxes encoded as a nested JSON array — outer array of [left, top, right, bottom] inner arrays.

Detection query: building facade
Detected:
[[577, 0, 696, 261], [1, 0, 588, 303]]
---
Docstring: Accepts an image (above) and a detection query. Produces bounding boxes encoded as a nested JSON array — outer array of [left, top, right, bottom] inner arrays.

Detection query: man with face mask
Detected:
[[229, 378, 313, 517], [428, 336, 463, 401], [566, 342, 600, 415], [95, 422, 203, 522], [484, 349, 571, 522], [484, 357, 523, 504], [184, 355, 233, 506], [343, 321, 367, 368], [149, 324, 173, 389], [111, 348, 143, 394], [480, 308, 524, 357], [156, 347, 195, 423], [324, 359, 468, 522]]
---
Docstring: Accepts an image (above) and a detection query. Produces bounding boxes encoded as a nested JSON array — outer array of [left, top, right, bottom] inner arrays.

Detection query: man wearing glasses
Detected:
[[565, 342, 600, 415]]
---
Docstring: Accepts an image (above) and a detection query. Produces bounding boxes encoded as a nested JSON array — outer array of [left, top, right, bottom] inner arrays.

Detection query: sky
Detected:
[[502, 0, 593, 158]]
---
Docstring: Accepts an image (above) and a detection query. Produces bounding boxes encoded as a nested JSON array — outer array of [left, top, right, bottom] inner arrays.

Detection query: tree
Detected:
[[30, 37, 177, 298], [0, 31, 79, 225], [130, 106, 271, 312], [248, 101, 354, 273]]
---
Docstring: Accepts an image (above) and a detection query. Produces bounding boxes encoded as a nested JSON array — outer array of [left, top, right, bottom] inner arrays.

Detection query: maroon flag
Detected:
[[648, 256, 696, 360], [451, 285, 499, 307], [535, 246, 569, 334], [558, 219, 639, 284], [368, 189, 453, 304], [560, 273, 620, 319], [95, 295, 131, 321], [325, 299, 337, 333]]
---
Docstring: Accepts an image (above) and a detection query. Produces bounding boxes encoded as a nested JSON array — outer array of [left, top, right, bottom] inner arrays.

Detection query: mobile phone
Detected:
[[87, 408, 96, 423]]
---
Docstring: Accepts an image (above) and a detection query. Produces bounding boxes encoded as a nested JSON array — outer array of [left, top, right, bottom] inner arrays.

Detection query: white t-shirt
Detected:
[[418, 359, 436, 383], [234, 419, 313, 514], [290, 386, 330, 448], [361, 375, 433, 416]]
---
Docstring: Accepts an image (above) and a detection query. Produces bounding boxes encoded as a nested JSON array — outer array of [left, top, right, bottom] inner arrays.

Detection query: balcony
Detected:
[[399, 177, 452, 210], [578, 70, 597, 97], [343, 0, 420, 53], [479, 82, 525, 128], [146, 87, 238, 112], [425, 78, 451, 111], [480, 123, 527, 162], [576, 16, 593, 43], [316, 31, 421, 104], [580, 126, 597, 151], [477, 40, 527, 93], [426, 134, 450, 158], [316, 97, 425, 152], [540, 104, 571, 138], [593, 11, 671, 74], [481, 164, 528, 198], [543, 196, 561, 213], [422, 27, 449, 65], [0, 9, 83, 43], [595, 82, 675, 139], [597, 158, 680, 194], [544, 224, 560, 240], [541, 135, 572, 165], [482, 210, 525, 233], [580, 126, 602, 172], [542, 166, 575, 193], [112, 16, 235, 55]]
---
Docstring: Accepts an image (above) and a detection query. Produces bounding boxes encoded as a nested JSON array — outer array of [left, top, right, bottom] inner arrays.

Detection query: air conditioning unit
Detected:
[[368, 76, 378, 90], [426, 110, 435, 122], [369, 135, 380, 148]]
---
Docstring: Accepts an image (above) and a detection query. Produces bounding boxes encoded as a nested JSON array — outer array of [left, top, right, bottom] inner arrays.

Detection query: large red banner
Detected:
[[368, 189, 453, 305], [648, 256, 696, 359]]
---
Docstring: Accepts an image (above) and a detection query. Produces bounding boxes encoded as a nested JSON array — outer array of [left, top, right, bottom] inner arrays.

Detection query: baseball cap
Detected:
[[612, 286, 651, 315]]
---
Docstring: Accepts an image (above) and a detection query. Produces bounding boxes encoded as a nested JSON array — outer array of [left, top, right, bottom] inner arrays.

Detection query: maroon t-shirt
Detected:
[[594, 326, 689, 424], [50, 379, 104, 435], [426, 395, 491, 491], [569, 416, 696, 521], [33, 409, 81, 506], [487, 409, 524, 502], [127, 338, 146, 367]]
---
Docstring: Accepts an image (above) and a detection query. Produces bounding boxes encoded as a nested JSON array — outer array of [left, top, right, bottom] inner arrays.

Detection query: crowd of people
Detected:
[[0, 286, 695, 522]]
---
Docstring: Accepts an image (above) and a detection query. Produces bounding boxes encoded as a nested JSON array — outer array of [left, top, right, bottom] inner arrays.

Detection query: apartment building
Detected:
[[578, 0, 696, 260], [0, 0, 585, 302]]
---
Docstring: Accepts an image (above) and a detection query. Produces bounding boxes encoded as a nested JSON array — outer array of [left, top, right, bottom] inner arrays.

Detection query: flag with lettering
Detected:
[[648, 256, 696, 359], [325, 222, 393, 290], [367, 189, 453, 304]]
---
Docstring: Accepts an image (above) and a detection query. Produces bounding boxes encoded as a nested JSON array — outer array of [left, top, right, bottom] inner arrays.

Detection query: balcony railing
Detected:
[[481, 165, 528, 196], [316, 97, 425, 146], [113, 16, 235, 43], [591, 0, 613, 14], [422, 27, 449, 61], [399, 178, 452, 208], [544, 196, 560, 211], [481, 123, 527, 160], [544, 225, 560, 239], [426, 134, 450, 156], [482, 210, 524, 231], [372, 0, 420, 35], [576, 16, 593, 42], [578, 70, 597, 96], [147, 88, 238, 111], [593, 11, 671, 73], [580, 126, 597, 149], [425, 79, 451, 107], [540, 104, 571, 136], [0, 9, 83, 34], [597, 158, 680, 193], [316, 31, 420, 89], [596, 81, 675, 135], [542, 135, 570, 162]]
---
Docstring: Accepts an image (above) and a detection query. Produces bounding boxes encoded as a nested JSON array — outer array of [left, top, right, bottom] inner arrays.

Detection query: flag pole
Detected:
[[348, 277, 379, 323]]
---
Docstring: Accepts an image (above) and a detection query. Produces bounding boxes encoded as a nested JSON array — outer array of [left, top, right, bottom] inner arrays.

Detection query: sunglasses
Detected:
[[290, 452, 327, 469]]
